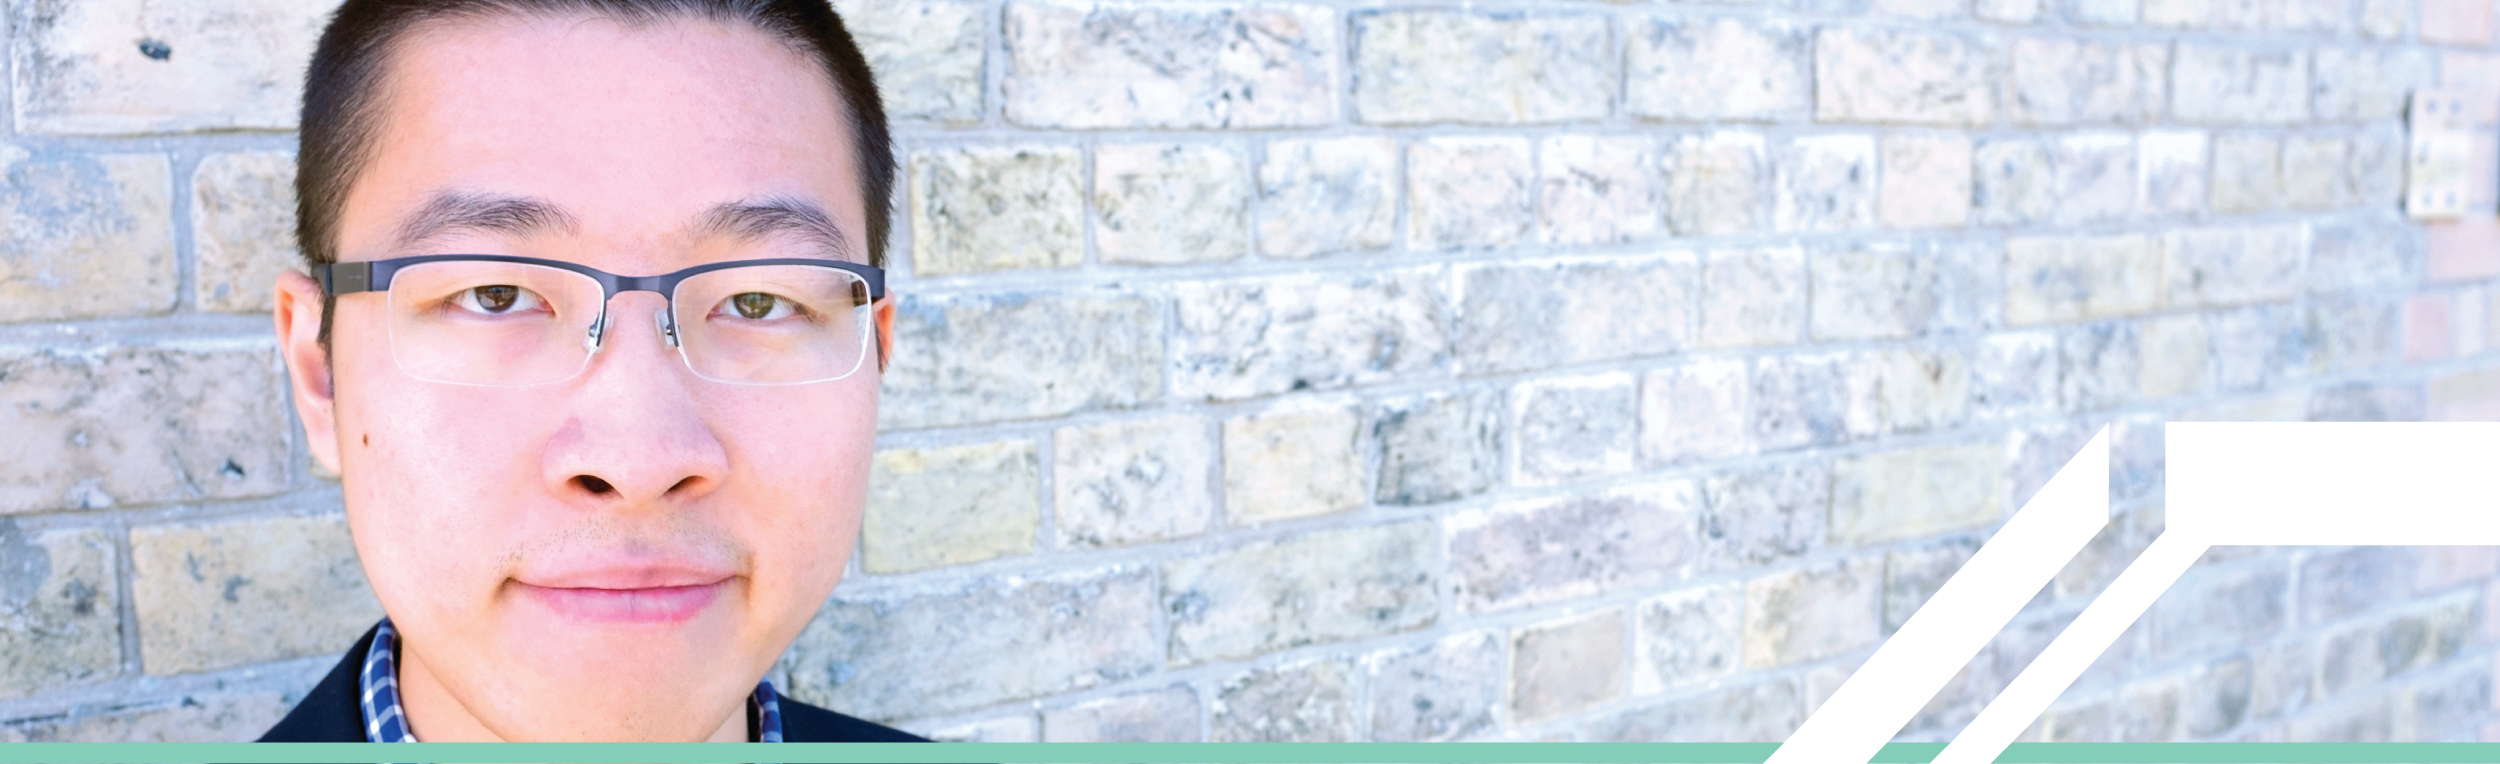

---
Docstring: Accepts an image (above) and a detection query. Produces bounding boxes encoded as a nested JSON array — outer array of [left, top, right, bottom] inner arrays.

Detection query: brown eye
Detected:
[[733, 293, 778, 320], [472, 285, 519, 313]]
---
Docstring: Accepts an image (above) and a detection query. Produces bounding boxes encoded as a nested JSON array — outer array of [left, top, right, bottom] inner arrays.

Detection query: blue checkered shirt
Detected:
[[358, 618, 784, 743]]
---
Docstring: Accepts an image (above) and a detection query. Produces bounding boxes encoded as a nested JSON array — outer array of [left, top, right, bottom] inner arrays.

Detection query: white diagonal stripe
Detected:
[[1767, 427, 2108, 764], [1934, 531, 2207, 763]]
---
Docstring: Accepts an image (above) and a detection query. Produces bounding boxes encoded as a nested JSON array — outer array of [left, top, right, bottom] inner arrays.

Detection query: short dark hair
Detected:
[[298, 0, 893, 344]]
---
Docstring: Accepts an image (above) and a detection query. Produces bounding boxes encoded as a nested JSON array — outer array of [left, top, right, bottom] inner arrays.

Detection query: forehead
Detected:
[[341, 11, 863, 254]]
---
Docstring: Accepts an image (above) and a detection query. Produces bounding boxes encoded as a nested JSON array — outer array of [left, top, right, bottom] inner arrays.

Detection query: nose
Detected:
[[539, 292, 728, 506]]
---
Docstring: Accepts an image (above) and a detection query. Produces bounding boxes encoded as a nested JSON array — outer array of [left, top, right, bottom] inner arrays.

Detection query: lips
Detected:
[[513, 579, 727, 623]]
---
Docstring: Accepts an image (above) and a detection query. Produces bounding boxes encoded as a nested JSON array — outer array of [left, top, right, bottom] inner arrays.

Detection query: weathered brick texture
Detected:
[[7, 0, 2500, 745]]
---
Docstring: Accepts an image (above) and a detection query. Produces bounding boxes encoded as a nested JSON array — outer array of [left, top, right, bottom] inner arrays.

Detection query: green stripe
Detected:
[[2, 742, 2500, 763]]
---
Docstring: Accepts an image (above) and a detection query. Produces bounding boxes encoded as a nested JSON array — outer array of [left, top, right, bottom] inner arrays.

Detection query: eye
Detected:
[[725, 292, 797, 321], [451, 285, 546, 315]]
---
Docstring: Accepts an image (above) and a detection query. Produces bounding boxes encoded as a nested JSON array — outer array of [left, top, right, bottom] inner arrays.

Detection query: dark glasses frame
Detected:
[[315, 254, 886, 301], [314, 254, 887, 347]]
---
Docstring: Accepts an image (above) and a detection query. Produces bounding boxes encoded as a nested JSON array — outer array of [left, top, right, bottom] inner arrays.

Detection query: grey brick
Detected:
[[2172, 46, 2310, 124], [2283, 136, 2353, 210], [1702, 460, 1831, 569], [1974, 331, 2061, 419], [0, 340, 291, 514], [1811, 246, 1954, 341], [2139, 130, 2210, 215], [2210, 133, 2283, 214], [1373, 390, 1505, 506], [1093, 143, 1250, 266], [2303, 299, 2400, 375], [1831, 441, 2002, 546], [1749, 354, 1849, 452], [2149, 565, 2287, 663], [1453, 254, 1697, 376], [1164, 522, 1438, 665], [1172, 270, 1449, 402], [1662, 132, 1767, 236], [1513, 374, 1638, 484], [1448, 481, 1698, 613], [1056, 417, 1213, 549], [1042, 686, 1201, 742], [0, 524, 119, 699], [2398, 662, 2492, 741], [863, 440, 1041, 573], [1408, 138, 1534, 251], [2004, 234, 2160, 325], [1, 150, 174, 323], [2004, 39, 2166, 126], [2007, 422, 2099, 509], [1509, 609, 1627, 723], [1839, 347, 1972, 437], [2161, 225, 2307, 309], [189, 151, 298, 313], [1974, 139, 2055, 226], [2054, 133, 2137, 224], [1351, 10, 1612, 125], [2138, 315, 2211, 399], [1212, 658, 1356, 742], [1814, 29, 1996, 126], [131, 514, 379, 675], [2350, 124, 2404, 207], [1885, 539, 1980, 633], [1633, 585, 1743, 694], [1596, 679, 1804, 742], [1256, 137, 1398, 259], [1640, 360, 1750, 465], [921, 715, 1039, 742], [780, 568, 1161, 720], [1703, 247, 1809, 347], [1625, 18, 1809, 123], [1364, 632, 1502, 742], [2207, 306, 2296, 391], [909, 146, 1082, 276], [12, 0, 328, 134], [0, 687, 298, 741], [2311, 48, 2433, 122], [879, 291, 1162, 430], [842, 0, 985, 123], [2060, 322, 2141, 413], [1004, 2, 1335, 129], [1539, 135, 1662, 246], [1774, 136, 1877, 233], [2299, 547, 2414, 625]]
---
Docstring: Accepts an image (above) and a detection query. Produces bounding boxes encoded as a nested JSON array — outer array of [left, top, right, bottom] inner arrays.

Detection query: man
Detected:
[[259, 0, 922, 742]]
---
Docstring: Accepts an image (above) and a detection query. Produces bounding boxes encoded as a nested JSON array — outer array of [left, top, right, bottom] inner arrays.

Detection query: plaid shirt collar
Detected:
[[359, 618, 784, 743]]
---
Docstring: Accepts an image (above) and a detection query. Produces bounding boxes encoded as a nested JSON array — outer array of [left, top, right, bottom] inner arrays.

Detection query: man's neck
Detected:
[[395, 638, 748, 742]]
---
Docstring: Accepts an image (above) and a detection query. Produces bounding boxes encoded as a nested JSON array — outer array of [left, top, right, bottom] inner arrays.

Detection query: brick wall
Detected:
[[6, 0, 2500, 744]]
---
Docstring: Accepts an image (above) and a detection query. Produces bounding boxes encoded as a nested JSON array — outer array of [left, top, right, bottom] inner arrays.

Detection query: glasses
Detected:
[[316, 255, 885, 387]]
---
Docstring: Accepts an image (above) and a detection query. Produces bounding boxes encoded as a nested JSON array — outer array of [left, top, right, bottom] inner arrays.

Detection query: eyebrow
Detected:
[[693, 196, 857, 262], [394, 190, 582, 250]]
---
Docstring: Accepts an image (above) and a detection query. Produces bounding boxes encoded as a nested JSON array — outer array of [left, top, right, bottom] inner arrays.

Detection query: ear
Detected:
[[274, 270, 344, 477], [873, 292, 896, 374]]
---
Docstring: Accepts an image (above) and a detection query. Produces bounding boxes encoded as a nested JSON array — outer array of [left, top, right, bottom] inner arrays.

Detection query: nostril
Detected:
[[575, 475, 616, 495]]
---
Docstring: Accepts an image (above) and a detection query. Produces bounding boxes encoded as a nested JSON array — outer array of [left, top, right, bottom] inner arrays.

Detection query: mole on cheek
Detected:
[[363, 434, 370, 447]]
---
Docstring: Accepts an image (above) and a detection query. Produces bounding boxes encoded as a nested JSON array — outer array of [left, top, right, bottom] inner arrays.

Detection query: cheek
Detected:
[[713, 378, 877, 605], [330, 319, 555, 611]]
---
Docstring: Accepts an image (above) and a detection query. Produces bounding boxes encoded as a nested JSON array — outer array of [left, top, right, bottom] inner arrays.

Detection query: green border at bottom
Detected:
[[0, 742, 2497, 763]]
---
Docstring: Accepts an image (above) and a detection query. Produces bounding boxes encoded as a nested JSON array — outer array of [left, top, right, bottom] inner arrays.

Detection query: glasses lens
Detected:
[[385, 261, 606, 385], [672, 264, 872, 384]]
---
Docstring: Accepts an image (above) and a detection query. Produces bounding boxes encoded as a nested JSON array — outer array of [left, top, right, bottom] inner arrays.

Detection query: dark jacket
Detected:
[[258, 623, 926, 742]]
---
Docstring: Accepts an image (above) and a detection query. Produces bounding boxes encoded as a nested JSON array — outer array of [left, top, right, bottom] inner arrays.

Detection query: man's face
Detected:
[[274, 13, 888, 741]]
